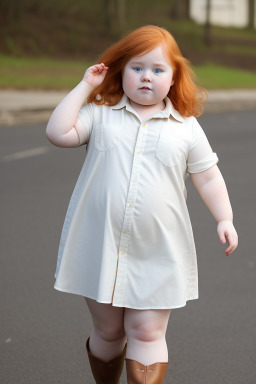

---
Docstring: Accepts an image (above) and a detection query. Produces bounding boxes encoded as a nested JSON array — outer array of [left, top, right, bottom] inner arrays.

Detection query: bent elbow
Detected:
[[46, 124, 57, 145], [45, 120, 63, 146], [46, 124, 81, 148]]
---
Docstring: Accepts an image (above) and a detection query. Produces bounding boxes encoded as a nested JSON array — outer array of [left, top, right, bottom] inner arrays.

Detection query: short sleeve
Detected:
[[77, 102, 94, 144], [187, 117, 219, 173]]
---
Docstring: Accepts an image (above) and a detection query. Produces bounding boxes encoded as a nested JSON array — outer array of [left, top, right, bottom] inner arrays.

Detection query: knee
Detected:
[[94, 324, 126, 342], [125, 321, 165, 342]]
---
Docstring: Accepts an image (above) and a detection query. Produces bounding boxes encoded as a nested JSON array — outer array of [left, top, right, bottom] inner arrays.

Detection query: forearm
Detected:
[[197, 173, 233, 223], [46, 80, 93, 142]]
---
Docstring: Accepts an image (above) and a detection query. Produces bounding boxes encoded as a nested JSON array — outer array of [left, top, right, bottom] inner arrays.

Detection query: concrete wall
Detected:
[[190, 0, 250, 28]]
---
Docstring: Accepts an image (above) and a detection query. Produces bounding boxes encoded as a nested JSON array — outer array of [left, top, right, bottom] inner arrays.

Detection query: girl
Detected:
[[46, 25, 238, 384]]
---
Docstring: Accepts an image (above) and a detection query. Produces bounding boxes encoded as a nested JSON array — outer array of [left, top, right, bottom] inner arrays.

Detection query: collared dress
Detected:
[[54, 94, 219, 309]]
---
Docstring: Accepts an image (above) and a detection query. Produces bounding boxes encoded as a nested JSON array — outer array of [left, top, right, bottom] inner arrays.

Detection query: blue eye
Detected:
[[154, 68, 162, 74], [133, 67, 142, 72]]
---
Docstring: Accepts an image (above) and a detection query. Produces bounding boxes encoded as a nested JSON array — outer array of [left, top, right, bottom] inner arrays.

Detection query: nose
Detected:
[[141, 69, 152, 82]]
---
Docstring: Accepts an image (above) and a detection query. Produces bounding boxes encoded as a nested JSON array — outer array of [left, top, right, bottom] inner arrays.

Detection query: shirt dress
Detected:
[[54, 94, 219, 310]]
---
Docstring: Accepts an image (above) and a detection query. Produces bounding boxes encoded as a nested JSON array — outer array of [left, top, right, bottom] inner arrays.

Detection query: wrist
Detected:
[[217, 219, 233, 224], [81, 78, 94, 91]]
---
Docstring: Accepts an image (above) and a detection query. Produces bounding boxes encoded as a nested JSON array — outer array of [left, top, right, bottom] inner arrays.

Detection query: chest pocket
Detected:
[[156, 132, 186, 168], [94, 124, 121, 151]]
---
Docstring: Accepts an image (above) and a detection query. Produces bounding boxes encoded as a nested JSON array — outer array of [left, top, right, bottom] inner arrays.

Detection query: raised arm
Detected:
[[46, 63, 108, 148], [190, 165, 238, 256]]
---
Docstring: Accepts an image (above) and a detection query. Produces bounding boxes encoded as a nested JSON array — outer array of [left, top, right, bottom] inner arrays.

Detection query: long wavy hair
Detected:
[[87, 25, 208, 117]]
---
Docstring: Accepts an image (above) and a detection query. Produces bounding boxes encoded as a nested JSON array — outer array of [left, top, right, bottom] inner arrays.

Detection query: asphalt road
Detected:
[[1, 110, 255, 384]]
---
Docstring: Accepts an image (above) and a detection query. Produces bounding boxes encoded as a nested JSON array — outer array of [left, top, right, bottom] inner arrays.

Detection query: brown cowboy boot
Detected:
[[86, 337, 127, 384], [125, 358, 169, 383]]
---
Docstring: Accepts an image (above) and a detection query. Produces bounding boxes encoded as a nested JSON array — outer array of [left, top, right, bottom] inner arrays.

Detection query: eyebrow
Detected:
[[130, 61, 167, 68]]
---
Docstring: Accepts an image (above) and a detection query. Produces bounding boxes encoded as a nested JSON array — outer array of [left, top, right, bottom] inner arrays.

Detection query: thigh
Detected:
[[124, 308, 172, 340], [85, 297, 126, 337]]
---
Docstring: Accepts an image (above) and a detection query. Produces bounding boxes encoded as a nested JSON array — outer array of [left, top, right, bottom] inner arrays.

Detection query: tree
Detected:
[[248, 0, 255, 29], [103, 0, 126, 39], [0, 0, 22, 25], [204, 0, 212, 46], [171, 0, 190, 20]]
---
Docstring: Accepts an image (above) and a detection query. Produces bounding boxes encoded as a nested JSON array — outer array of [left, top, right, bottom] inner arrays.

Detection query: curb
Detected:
[[206, 89, 256, 113], [0, 89, 256, 126]]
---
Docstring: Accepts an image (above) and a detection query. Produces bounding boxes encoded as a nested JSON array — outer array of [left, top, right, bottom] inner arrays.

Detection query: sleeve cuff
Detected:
[[187, 152, 219, 173]]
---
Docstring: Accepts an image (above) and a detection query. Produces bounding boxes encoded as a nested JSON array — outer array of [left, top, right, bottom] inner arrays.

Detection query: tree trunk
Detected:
[[117, 0, 126, 37], [171, 0, 190, 20], [103, 0, 126, 39], [102, 0, 116, 38], [204, 0, 212, 46], [248, 0, 255, 28]]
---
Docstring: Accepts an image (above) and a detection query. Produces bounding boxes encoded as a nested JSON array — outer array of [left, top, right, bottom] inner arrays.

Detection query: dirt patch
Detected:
[[184, 49, 256, 71]]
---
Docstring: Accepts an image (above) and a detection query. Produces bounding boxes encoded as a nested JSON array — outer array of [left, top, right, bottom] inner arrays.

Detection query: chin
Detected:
[[133, 99, 157, 106]]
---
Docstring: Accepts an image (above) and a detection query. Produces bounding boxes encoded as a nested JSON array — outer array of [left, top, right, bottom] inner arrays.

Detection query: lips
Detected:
[[140, 86, 151, 90]]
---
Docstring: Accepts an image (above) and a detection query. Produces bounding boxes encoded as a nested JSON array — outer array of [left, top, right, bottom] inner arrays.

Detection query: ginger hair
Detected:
[[87, 25, 208, 117]]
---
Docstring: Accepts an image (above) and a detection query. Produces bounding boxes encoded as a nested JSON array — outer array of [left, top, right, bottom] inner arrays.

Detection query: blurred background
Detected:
[[0, 0, 256, 90]]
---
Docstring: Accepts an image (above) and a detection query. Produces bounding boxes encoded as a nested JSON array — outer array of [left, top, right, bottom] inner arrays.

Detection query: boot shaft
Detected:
[[125, 358, 169, 384]]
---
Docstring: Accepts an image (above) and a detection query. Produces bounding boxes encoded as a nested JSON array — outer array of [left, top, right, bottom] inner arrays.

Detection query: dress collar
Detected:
[[112, 93, 184, 123]]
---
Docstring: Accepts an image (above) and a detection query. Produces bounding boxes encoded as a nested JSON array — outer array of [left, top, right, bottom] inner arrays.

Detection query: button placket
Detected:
[[112, 123, 148, 305]]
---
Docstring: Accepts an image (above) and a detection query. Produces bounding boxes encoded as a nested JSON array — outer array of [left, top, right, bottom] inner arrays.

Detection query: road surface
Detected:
[[1, 110, 255, 383]]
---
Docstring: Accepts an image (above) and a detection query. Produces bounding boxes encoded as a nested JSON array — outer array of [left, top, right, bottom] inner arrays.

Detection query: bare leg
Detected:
[[124, 307, 172, 365], [85, 297, 127, 362]]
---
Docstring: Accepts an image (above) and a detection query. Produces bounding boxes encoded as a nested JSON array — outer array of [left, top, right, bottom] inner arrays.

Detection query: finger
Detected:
[[96, 63, 108, 71], [225, 242, 232, 252], [89, 65, 100, 74], [95, 64, 104, 72], [225, 239, 237, 255], [92, 64, 105, 73], [225, 245, 236, 256], [224, 233, 232, 255], [225, 246, 232, 255], [218, 231, 226, 244], [99, 63, 109, 72], [230, 239, 238, 253], [99, 67, 109, 75]]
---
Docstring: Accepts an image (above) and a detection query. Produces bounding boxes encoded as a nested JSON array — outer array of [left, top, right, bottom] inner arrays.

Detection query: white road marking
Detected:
[[2, 146, 51, 162]]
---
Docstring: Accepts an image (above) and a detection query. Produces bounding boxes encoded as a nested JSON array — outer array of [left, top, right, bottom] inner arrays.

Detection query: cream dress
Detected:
[[54, 94, 219, 309]]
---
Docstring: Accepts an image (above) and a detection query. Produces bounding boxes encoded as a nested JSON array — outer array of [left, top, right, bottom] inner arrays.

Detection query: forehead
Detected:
[[128, 45, 171, 66]]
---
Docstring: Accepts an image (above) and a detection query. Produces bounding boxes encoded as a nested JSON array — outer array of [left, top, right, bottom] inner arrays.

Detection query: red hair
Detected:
[[87, 25, 208, 117]]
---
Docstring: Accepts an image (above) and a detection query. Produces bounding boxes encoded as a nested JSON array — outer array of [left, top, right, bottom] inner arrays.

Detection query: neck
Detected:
[[129, 100, 166, 121]]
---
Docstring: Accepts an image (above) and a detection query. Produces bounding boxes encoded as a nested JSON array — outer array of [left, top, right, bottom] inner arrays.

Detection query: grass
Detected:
[[0, 55, 92, 89], [194, 63, 256, 89], [1, 54, 256, 90]]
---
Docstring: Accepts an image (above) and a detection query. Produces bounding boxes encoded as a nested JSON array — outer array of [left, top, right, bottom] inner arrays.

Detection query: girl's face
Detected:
[[122, 45, 174, 109]]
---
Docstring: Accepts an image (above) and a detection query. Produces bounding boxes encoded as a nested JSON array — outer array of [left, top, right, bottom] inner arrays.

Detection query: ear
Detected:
[[170, 79, 175, 87]]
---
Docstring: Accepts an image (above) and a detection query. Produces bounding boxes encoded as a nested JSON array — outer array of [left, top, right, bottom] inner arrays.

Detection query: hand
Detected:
[[83, 63, 109, 89], [217, 220, 238, 256]]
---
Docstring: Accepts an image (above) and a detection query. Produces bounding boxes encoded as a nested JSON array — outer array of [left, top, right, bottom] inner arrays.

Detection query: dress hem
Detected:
[[54, 283, 199, 310]]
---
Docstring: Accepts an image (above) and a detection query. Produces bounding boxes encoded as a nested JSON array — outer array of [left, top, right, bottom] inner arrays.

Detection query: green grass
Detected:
[[194, 63, 256, 89], [0, 55, 92, 89], [1, 55, 256, 90]]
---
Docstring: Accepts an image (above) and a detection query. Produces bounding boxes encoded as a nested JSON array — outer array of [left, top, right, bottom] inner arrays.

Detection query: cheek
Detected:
[[157, 76, 173, 95], [123, 72, 137, 91], [156, 80, 170, 94]]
